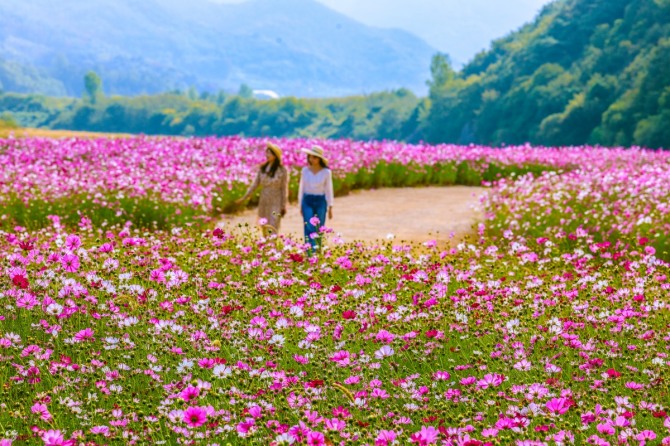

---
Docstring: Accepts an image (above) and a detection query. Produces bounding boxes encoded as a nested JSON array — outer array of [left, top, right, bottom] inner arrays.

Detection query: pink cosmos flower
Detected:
[[460, 376, 477, 386], [198, 358, 215, 369], [596, 422, 614, 435], [546, 397, 572, 415], [60, 254, 80, 273], [41, 430, 68, 446], [636, 430, 657, 441], [433, 371, 450, 380], [293, 354, 309, 364], [481, 428, 499, 437], [476, 373, 505, 390], [376, 430, 398, 446], [249, 406, 262, 418], [89, 426, 110, 436], [306, 431, 325, 446], [31, 402, 52, 422], [324, 418, 345, 431], [613, 416, 630, 428], [180, 385, 200, 402], [98, 242, 114, 253], [410, 426, 439, 445], [237, 418, 256, 436], [375, 329, 395, 343], [65, 234, 82, 251], [329, 350, 351, 367], [74, 328, 94, 342], [371, 388, 390, 399], [150, 269, 165, 283], [183, 406, 207, 428]]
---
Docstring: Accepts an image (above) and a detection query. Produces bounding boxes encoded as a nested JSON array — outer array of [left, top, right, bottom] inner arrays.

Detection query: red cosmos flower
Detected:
[[221, 305, 234, 315], [19, 240, 35, 251], [342, 310, 356, 320], [606, 368, 622, 378], [545, 377, 560, 386], [652, 410, 667, 418], [212, 228, 225, 238], [289, 253, 304, 263], [12, 275, 29, 289], [638, 236, 649, 245], [425, 330, 439, 338]]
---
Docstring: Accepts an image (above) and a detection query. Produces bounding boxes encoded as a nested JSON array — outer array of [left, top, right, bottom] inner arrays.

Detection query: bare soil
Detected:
[[0, 127, 131, 139], [218, 186, 487, 244]]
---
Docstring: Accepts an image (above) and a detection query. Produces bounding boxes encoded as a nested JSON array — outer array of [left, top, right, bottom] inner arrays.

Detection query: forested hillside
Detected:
[[424, 0, 670, 148]]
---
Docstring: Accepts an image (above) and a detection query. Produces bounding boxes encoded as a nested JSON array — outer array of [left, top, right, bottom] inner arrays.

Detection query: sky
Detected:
[[212, 0, 555, 66]]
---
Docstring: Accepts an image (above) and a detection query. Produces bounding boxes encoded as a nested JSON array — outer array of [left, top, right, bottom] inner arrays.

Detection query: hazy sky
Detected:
[[211, 0, 554, 66]]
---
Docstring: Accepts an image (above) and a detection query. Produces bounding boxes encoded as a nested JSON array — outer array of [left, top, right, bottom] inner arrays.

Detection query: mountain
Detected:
[[423, 0, 670, 148], [0, 0, 436, 97]]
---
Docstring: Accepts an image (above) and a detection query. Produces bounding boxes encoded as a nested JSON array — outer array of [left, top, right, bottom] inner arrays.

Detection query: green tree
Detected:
[[238, 84, 253, 99], [84, 71, 103, 104]]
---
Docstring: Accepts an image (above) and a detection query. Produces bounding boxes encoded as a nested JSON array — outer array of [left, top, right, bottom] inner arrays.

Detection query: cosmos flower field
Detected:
[[1, 136, 670, 445]]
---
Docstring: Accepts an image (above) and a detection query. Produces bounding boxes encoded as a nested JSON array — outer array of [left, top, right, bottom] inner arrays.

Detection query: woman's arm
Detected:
[[281, 167, 289, 215], [298, 168, 304, 208], [325, 169, 334, 209], [238, 170, 261, 203], [325, 169, 334, 220]]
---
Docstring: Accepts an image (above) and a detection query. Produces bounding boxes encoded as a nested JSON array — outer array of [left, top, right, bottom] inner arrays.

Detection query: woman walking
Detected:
[[298, 145, 334, 251], [235, 142, 289, 235]]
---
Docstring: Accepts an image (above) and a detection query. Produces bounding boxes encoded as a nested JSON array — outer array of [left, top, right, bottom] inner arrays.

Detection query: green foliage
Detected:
[[84, 71, 104, 104], [0, 88, 420, 141], [238, 84, 253, 99], [423, 0, 670, 148], [0, 112, 18, 129]]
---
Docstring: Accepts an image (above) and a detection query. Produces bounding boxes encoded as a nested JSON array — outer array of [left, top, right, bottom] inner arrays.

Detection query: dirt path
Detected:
[[219, 186, 487, 244]]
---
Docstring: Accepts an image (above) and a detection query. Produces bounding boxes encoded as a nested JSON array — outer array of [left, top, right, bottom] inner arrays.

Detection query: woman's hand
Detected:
[[328, 207, 333, 220]]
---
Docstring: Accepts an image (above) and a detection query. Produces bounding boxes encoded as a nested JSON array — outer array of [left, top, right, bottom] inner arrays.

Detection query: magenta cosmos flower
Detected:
[[183, 406, 207, 428], [41, 430, 71, 446], [74, 328, 94, 342], [60, 254, 80, 273], [410, 426, 440, 445]]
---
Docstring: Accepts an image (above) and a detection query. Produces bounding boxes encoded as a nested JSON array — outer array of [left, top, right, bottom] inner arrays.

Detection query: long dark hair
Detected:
[[308, 155, 329, 169], [262, 158, 281, 178]]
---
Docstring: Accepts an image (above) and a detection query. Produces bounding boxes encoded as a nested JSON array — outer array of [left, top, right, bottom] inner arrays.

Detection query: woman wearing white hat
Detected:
[[235, 142, 289, 235], [298, 145, 334, 251]]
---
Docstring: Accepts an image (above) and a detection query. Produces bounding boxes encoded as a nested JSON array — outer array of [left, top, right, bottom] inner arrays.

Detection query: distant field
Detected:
[[0, 126, 130, 139]]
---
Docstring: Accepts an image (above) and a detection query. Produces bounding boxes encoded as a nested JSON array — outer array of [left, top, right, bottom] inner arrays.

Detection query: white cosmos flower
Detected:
[[213, 365, 232, 378], [374, 345, 394, 359], [46, 303, 64, 316]]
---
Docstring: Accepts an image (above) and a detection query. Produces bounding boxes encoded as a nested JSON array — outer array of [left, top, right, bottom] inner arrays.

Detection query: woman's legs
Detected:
[[301, 194, 327, 252]]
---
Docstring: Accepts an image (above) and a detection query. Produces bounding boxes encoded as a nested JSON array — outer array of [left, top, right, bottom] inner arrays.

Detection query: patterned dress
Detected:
[[241, 166, 289, 231]]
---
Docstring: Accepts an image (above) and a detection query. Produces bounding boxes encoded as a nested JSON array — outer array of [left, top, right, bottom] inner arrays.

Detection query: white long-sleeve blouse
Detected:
[[298, 167, 334, 207]]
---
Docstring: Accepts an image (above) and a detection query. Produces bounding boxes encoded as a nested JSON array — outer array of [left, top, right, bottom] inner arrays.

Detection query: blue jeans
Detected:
[[301, 194, 327, 251]]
